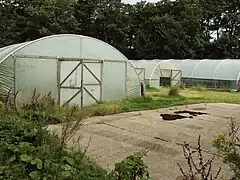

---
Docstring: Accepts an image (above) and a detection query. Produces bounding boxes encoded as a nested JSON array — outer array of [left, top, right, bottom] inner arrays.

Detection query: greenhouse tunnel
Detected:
[[158, 59, 240, 89], [0, 34, 141, 107], [130, 60, 182, 87]]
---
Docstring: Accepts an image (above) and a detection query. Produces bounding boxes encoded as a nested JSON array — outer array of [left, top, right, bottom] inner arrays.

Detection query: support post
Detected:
[[125, 61, 127, 97], [81, 60, 84, 108], [57, 59, 61, 105], [100, 61, 103, 101]]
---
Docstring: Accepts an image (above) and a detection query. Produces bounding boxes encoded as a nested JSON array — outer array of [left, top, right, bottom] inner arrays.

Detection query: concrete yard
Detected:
[[49, 103, 240, 179]]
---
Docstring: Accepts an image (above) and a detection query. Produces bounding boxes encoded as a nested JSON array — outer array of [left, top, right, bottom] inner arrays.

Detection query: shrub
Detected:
[[111, 151, 150, 180], [212, 119, 240, 179], [168, 87, 180, 97], [0, 114, 111, 180], [0, 91, 151, 180]]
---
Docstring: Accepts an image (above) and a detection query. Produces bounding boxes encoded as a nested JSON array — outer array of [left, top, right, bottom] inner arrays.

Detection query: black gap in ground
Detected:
[[160, 114, 193, 121], [174, 110, 208, 116]]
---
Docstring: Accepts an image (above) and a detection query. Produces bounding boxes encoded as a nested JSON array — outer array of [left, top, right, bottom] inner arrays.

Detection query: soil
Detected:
[[48, 103, 239, 180]]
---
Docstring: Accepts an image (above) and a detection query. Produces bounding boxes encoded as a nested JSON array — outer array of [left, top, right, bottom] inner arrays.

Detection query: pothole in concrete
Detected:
[[160, 110, 208, 121], [174, 110, 208, 116], [160, 114, 193, 121]]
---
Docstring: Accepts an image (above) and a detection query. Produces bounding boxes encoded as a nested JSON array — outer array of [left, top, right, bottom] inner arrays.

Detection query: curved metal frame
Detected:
[[190, 59, 207, 78], [212, 59, 228, 79], [0, 34, 141, 97], [0, 34, 131, 63]]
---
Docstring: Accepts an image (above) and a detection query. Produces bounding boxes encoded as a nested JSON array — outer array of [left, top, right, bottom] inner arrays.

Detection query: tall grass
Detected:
[[4, 86, 240, 126], [168, 87, 180, 97]]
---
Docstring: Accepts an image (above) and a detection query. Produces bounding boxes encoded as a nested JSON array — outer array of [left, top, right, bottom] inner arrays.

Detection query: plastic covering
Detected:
[[126, 62, 141, 97], [160, 59, 240, 81], [131, 59, 240, 82], [130, 60, 177, 87], [0, 34, 141, 106]]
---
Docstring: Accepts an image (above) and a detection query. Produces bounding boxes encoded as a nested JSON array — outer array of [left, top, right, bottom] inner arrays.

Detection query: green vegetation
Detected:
[[2, 87, 240, 179], [2, 87, 240, 126], [212, 119, 240, 179], [0, 93, 151, 180], [168, 87, 180, 97], [83, 87, 240, 118]]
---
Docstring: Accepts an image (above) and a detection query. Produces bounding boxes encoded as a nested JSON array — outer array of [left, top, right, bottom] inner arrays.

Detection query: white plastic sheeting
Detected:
[[0, 34, 140, 106], [160, 59, 240, 81], [130, 60, 177, 87]]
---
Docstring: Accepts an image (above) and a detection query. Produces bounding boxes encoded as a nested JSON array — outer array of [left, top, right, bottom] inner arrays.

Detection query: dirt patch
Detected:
[[174, 110, 208, 116], [160, 114, 193, 121]]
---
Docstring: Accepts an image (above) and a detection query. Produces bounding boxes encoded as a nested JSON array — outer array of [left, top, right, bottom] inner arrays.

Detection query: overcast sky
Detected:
[[122, 0, 158, 4]]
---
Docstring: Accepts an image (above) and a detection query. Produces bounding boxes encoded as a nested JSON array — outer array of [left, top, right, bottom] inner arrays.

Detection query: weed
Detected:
[[60, 105, 83, 147], [22, 89, 55, 111], [180, 84, 186, 89], [168, 87, 180, 97], [177, 135, 221, 180], [212, 118, 240, 179], [111, 149, 151, 180]]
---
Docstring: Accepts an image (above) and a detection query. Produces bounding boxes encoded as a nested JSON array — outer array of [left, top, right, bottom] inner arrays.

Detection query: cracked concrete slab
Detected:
[[49, 103, 240, 179]]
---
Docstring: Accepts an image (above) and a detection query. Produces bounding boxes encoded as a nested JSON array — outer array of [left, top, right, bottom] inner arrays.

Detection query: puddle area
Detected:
[[160, 110, 209, 121]]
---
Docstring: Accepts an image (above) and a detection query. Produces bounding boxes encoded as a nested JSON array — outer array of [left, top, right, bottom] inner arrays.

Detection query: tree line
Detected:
[[0, 0, 239, 59]]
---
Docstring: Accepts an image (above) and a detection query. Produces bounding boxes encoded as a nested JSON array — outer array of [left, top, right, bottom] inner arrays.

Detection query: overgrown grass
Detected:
[[168, 87, 180, 97], [3, 86, 240, 126]]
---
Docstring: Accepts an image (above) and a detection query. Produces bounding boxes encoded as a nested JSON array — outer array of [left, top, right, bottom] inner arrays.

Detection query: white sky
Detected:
[[122, 0, 158, 4]]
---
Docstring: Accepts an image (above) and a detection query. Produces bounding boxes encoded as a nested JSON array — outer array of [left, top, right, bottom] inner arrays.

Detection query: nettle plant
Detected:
[[110, 151, 151, 180]]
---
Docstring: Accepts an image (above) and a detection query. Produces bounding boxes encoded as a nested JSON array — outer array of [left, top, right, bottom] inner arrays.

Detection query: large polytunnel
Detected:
[[130, 60, 181, 87], [159, 59, 240, 88], [0, 34, 141, 107]]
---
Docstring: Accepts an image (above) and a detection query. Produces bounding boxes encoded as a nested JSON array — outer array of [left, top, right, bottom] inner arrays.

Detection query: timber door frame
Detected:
[[82, 60, 103, 106], [57, 58, 103, 107], [170, 69, 182, 87]]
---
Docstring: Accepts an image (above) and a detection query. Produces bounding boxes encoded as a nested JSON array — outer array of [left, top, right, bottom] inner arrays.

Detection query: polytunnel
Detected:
[[159, 59, 240, 88], [0, 34, 141, 107], [130, 60, 182, 87]]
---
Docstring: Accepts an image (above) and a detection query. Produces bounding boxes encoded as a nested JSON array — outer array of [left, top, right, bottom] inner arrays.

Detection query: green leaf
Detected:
[[20, 154, 33, 163], [31, 158, 43, 170], [63, 156, 75, 166], [7, 144, 18, 152], [29, 171, 41, 180], [18, 142, 34, 154], [60, 171, 72, 178], [61, 164, 72, 171], [8, 154, 16, 163]]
